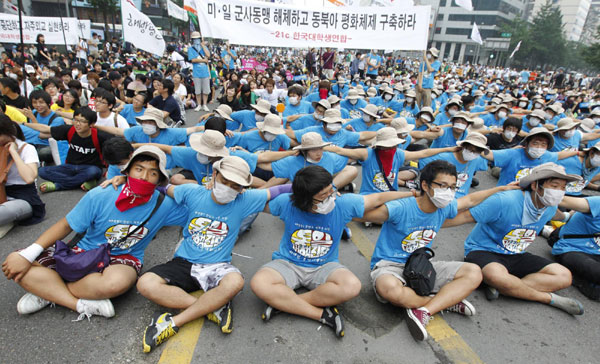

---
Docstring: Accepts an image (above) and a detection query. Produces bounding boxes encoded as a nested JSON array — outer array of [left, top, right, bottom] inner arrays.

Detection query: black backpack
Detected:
[[403, 247, 436, 296]]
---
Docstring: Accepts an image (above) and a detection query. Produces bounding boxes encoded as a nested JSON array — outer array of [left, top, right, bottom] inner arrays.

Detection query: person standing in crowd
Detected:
[[416, 47, 440, 108], [188, 32, 211, 112]]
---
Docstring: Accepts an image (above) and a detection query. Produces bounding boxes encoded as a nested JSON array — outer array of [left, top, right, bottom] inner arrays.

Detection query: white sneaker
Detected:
[[74, 298, 115, 321], [541, 225, 554, 238], [202, 104, 210, 112], [193, 105, 202, 112], [17, 293, 51, 314], [0, 222, 14, 238]]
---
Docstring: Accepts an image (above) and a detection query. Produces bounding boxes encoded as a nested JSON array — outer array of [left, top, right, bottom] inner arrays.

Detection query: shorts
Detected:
[[323, 69, 334, 80], [148, 257, 241, 292], [35, 243, 142, 275], [262, 259, 345, 290], [193, 77, 211, 95], [370, 259, 463, 303], [465, 250, 553, 278]]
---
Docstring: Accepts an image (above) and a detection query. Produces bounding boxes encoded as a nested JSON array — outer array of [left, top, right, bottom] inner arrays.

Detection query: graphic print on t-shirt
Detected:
[[373, 172, 396, 191], [291, 229, 333, 258], [401, 229, 436, 253], [457, 172, 469, 187], [515, 168, 532, 182], [502, 228, 537, 253], [188, 217, 229, 249], [566, 179, 586, 193], [105, 225, 149, 249]]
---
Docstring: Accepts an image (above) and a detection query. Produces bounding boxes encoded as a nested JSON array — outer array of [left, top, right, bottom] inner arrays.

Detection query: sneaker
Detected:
[[0, 222, 14, 238], [446, 299, 476, 316], [549, 293, 584, 315], [261, 305, 280, 322], [206, 301, 233, 334], [202, 104, 210, 112], [363, 221, 372, 228], [541, 225, 554, 239], [319, 306, 345, 337], [471, 177, 479, 188], [405, 180, 420, 190], [143, 312, 179, 353], [341, 226, 352, 241], [405, 307, 432, 341], [17, 293, 50, 315], [194, 105, 202, 112], [74, 299, 115, 321], [484, 285, 499, 301]]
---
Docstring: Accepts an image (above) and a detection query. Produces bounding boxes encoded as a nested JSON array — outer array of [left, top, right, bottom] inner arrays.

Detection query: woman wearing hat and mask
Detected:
[[229, 99, 273, 132], [238, 114, 291, 153], [340, 89, 367, 113], [287, 99, 330, 131], [481, 127, 579, 186], [397, 89, 420, 118], [433, 99, 461, 127], [543, 103, 564, 126], [551, 117, 600, 152], [521, 109, 547, 133], [556, 141, 600, 197], [292, 109, 376, 148], [430, 111, 473, 149], [343, 104, 385, 132], [445, 163, 586, 316], [327, 95, 350, 119], [481, 104, 511, 128]]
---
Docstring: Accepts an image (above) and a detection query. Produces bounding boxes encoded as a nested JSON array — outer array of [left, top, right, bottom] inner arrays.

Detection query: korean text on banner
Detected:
[[168, 0, 189, 22], [0, 14, 90, 44], [195, 0, 431, 50], [121, 0, 165, 56]]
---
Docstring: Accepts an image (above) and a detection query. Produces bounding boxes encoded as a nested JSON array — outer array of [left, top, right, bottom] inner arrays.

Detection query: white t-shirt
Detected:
[[7, 139, 39, 185], [95, 112, 130, 129], [170, 51, 187, 69], [254, 88, 287, 106], [175, 83, 187, 100]]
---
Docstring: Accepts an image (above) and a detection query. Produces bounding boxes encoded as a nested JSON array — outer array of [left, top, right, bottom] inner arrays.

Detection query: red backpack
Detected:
[[67, 127, 105, 166]]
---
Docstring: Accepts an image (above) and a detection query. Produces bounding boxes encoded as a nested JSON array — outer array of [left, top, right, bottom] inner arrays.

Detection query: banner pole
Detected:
[[17, 0, 27, 97], [56, 0, 69, 53]]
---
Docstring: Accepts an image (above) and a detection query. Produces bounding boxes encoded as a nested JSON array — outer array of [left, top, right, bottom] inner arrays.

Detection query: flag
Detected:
[[184, 0, 199, 27], [455, 0, 473, 11], [121, 0, 165, 56], [509, 40, 521, 59], [168, 0, 189, 22], [470, 22, 483, 45]]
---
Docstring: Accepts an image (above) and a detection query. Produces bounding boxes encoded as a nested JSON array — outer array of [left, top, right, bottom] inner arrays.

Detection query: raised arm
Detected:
[[442, 209, 475, 228], [362, 190, 414, 211], [139, 142, 174, 155], [21, 122, 50, 134], [358, 131, 377, 143], [557, 150, 580, 160], [94, 124, 125, 136], [404, 146, 458, 161], [324, 145, 368, 161], [256, 150, 298, 163], [456, 182, 520, 211], [559, 195, 591, 214]]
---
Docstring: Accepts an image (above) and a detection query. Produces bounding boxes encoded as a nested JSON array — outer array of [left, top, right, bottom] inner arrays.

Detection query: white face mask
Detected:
[[333, 104, 340, 110], [327, 122, 342, 132], [527, 147, 546, 159], [544, 112, 553, 120], [427, 187, 455, 209], [421, 115, 432, 123], [213, 181, 239, 204], [563, 129, 575, 139], [255, 114, 265, 122], [590, 154, 600, 167], [142, 123, 157, 135], [313, 112, 324, 121], [593, 117, 600, 125], [448, 109, 458, 116], [362, 114, 371, 122], [529, 117, 541, 126], [72, 70, 79, 77], [462, 149, 479, 161], [503, 130, 517, 140], [314, 194, 336, 214], [196, 152, 210, 164], [289, 96, 299, 105], [536, 187, 565, 207], [349, 99, 358, 105], [519, 102, 527, 108], [497, 111, 507, 119], [384, 94, 393, 101], [406, 97, 414, 104], [263, 131, 276, 141], [427, 54, 433, 61], [453, 122, 467, 131]]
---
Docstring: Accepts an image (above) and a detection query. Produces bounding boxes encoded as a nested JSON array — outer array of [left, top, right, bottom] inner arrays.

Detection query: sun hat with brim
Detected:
[[432, 88, 442, 96], [327, 95, 341, 105], [529, 109, 546, 120], [519, 162, 582, 188], [213, 156, 253, 187], [360, 104, 379, 118], [321, 109, 344, 124], [590, 108, 600, 117], [490, 97, 502, 105], [311, 99, 331, 110], [492, 104, 510, 113], [372, 127, 405, 148], [580, 118, 595, 133], [293, 132, 331, 150], [545, 103, 563, 115], [474, 90, 484, 97], [189, 129, 229, 157], [346, 89, 360, 100], [136, 107, 169, 129], [337, 78, 347, 84], [451, 111, 474, 124], [468, 118, 486, 132], [584, 140, 600, 153], [457, 132, 490, 153], [121, 145, 169, 185], [445, 100, 462, 110], [191, 31, 201, 39], [357, 88, 366, 97], [554, 118, 581, 133], [522, 127, 555, 150], [405, 89, 417, 98], [250, 99, 272, 114], [214, 104, 233, 121], [256, 114, 285, 135], [393, 83, 404, 92], [428, 47, 440, 58], [367, 87, 378, 97], [381, 86, 394, 95], [390, 118, 415, 133]]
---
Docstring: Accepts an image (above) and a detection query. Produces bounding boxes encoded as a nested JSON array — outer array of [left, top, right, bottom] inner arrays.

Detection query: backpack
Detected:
[[403, 247, 436, 296], [0, 143, 26, 203], [67, 126, 105, 166], [546, 225, 600, 247]]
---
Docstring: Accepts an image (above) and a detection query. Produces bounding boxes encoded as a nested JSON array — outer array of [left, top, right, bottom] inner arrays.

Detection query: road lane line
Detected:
[[157, 291, 205, 364], [347, 222, 484, 364]]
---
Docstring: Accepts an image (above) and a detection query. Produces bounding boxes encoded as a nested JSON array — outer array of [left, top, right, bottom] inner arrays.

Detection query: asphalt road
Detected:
[[1, 108, 598, 364]]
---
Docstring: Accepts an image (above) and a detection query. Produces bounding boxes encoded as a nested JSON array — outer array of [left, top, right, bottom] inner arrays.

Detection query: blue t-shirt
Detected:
[[230, 110, 259, 131], [220, 49, 237, 70], [30, 111, 65, 146], [340, 98, 367, 112], [66, 186, 187, 263], [272, 153, 348, 181], [359, 148, 405, 194], [551, 131, 582, 152], [270, 193, 365, 267], [369, 96, 383, 107], [465, 190, 557, 256], [371, 198, 458, 268], [552, 196, 600, 256], [420, 60, 441, 89], [106, 164, 123, 180], [238, 130, 291, 153], [295, 125, 360, 148], [173, 184, 267, 264], [481, 113, 506, 128], [188, 46, 209, 78], [170, 147, 257, 185], [557, 155, 600, 196], [124, 126, 188, 169], [418, 152, 488, 198], [120, 104, 145, 126], [520, 71, 530, 83], [343, 118, 385, 132], [433, 112, 451, 126], [493, 148, 559, 186], [283, 100, 313, 117], [289, 114, 320, 130], [366, 54, 382, 75], [430, 127, 467, 149]]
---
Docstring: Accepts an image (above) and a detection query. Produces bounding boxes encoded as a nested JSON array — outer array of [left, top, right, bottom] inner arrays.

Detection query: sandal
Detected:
[[39, 182, 56, 193], [81, 180, 98, 192]]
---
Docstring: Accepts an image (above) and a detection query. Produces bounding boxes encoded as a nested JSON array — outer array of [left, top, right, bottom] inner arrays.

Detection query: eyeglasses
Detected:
[[95, 100, 108, 105], [313, 186, 337, 204], [73, 118, 89, 124], [430, 181, 458, 192]]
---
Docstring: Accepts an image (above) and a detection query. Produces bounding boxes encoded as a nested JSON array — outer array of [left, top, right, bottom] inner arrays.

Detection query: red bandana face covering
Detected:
[[115, 177, 156, 212], [319, 88, 329, 100], [376, 148, 396, 177]]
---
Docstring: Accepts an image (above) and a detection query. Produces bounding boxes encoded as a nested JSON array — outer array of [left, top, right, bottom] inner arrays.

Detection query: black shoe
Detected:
[[471, 177, 479, 188], [484, 285, 499, 301], [261, 305, 281, 321], [320, 306, 345, 337], [206, 301, 233, 334], [573, 278, 600, 301], [341, 226, 352, 241]]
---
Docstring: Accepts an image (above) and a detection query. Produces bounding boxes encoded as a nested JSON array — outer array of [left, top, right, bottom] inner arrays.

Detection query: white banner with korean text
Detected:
[[0, 14, 91, 44], [121, 0, 165, 56], [168, 0, 189, 21], [195, 0, 431, 50]]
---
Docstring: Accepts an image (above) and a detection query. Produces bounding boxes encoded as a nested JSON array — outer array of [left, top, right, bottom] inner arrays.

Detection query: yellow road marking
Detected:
[[158, 291, 205, 364], [348, 222, 484, 364]]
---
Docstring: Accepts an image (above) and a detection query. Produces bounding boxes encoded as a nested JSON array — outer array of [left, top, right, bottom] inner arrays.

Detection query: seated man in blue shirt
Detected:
[[343, 104, 385, 132], [446, 163, 586, 316], [361, 160, 517, 341], [283, 85, 313, 117], [430, 111, 473, 149], [250, 165, 414, 337], [287, 99, 330, 130], [3, 146, 187, 320], [230, 99, 273, 132]]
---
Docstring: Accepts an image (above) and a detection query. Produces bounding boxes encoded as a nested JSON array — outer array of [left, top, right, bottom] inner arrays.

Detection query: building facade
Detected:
[[526, 0, 591, 42]]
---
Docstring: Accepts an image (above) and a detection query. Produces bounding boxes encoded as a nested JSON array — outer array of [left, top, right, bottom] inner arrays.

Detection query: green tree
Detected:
[[583, 25, 600, 70], [529, 0, 566, 68], [501, 17, 532, 67], [89, 0, 118, 37]]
